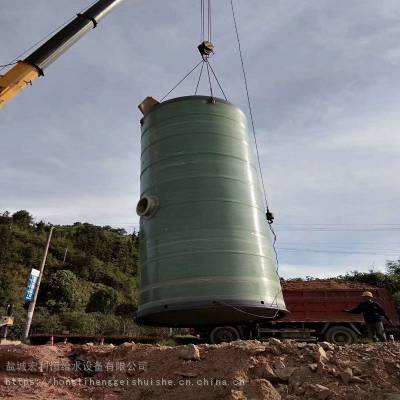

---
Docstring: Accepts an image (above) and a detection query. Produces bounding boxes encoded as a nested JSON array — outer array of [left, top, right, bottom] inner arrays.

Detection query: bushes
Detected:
[[12, 210, 33, 227], [115, 302, 137, 317], [0, 270, 17, 305], [42, 270, 83, 313], [59, 311, 141, 336], [31, 307, 63, 334], [61, 311, 98, 335], [0, 210, 143, 339], [86, 286, 119, 314]]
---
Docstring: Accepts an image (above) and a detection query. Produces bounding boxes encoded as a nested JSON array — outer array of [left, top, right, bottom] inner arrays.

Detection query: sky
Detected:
[[1, 0, 399, 279]]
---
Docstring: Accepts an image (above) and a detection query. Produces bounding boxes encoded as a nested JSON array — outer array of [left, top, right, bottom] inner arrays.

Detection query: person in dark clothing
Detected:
[[344, 291, 392, 342]]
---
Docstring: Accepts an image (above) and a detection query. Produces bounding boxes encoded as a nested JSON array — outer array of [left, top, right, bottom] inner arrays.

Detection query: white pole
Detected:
[[63, 247, 68, 263], [23, 226, 54, 341]]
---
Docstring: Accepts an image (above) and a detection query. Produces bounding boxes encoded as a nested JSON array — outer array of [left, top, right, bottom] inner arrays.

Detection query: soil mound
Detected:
[[1, 340, 399, 399]]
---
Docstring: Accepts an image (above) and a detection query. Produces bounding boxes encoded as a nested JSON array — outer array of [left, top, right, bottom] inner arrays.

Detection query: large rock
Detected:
[[269, 338, 281, 345], [319, 341, 335, 352], [120, 342, 135, 347], [177, 344, 200, 361], [232, 341, 266, 354], [313, 346, 329, 364], [339, 367, 353, 384], [309, 363, 318, 371], [244, 379, 281, 400], [308, 384, 334, 400], [273, 359, 295, 381], [250, 360, 278, 382], [275, 366, 295, 381]]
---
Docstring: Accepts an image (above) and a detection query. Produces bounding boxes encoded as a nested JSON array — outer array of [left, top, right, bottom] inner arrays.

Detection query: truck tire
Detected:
[[209, 326, 241, 344], [325, 326, 358, 345]]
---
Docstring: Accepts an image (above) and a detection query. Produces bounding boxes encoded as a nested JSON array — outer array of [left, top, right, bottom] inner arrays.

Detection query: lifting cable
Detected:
[[160, 60, 203, 102], [200, 0, 212, 42], [230, 0, 281, 302], [160, 0, 227, 102], [194, 62, 205, 95], [215, 300, 280, 320], [0, 0, 99, 73]]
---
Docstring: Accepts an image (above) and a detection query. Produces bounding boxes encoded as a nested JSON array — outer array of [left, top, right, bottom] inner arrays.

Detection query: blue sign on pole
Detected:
[[24, 269, 40, 302]]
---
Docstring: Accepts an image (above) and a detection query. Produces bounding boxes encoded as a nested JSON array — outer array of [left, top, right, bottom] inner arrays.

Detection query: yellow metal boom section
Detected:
[[0, 62, 41, 109]]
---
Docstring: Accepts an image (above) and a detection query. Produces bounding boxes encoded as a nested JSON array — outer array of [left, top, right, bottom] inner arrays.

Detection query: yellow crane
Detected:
[[0, 0, 124, 109]]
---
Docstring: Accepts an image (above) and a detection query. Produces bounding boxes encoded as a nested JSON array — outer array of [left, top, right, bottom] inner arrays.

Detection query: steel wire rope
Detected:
[[159, 60, 203, 101], [230, 0, 282, 307], [230, 0, 270, 212], [205, 61, 214, 99], [197, 0, 227, 99], [201, 0, 205, 41], [194, 62, 205, 95], [0, 0, 99, 72], [208, 0, 212, 42], [207, 61, 227, 100], [215, 301, 280, 320]]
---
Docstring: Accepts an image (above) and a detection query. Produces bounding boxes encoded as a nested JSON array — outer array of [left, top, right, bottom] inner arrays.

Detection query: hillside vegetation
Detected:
[[0, 210, 399, 338], [0, 210, 154, 338]]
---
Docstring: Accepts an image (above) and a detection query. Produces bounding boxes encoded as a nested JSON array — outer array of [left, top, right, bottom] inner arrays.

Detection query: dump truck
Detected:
[[194, 282, 400, 344]]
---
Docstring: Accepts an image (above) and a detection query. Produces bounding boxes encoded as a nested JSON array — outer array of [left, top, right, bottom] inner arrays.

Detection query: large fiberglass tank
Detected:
[[135, 95, 286, 327]]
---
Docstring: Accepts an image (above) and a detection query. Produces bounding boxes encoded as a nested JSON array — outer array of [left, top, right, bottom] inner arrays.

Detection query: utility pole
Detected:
[[63, 247, 68, 263], [23, 226, 54, 341]]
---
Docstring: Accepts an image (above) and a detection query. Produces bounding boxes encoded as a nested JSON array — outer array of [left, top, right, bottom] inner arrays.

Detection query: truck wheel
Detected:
[[325, 326, 358, 345], [209, 326, 241, 344]]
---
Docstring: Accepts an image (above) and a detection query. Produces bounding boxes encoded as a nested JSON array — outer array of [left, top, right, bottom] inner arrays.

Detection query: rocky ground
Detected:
[[0, 340, 399, 399]]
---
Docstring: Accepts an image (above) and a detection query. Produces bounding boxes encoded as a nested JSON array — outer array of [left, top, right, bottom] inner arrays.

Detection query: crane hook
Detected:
[[197, 41, 214, 61]]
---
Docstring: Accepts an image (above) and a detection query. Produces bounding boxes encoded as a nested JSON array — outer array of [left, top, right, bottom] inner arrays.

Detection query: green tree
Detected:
[[0, 272, 17, 305], [12, 210, 33, 227], [0, 209, 140, 337], [0, 225, 13, 263], [387, 259, 400, 276], [43, 270, 82, 313], [86, 286, 118, 314], [115, 302, 137, 317]]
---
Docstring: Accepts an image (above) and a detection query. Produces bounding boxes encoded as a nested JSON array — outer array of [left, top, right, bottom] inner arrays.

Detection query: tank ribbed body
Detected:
[[136, 96, 286, 326]]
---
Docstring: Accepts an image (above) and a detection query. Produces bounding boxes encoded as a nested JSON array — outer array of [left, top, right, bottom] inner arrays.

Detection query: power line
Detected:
[[102, 222, 400, 233], [277, 247, 399, 256], [100, 222, 400, 233], [278, 242, 400, 251], [276, 223, 400, 226], [275, 227, 400, 232]]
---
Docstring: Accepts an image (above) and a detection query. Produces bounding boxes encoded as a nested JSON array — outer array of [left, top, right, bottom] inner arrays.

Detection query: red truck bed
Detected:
[[279, 284, 399, 326]]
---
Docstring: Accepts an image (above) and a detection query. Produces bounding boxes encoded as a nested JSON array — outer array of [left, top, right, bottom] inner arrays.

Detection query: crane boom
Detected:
[[0, 0, 124, 110]]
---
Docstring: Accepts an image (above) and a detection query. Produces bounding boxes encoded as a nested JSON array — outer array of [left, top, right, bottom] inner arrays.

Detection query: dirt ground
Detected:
[[1, 340, 400, 399]]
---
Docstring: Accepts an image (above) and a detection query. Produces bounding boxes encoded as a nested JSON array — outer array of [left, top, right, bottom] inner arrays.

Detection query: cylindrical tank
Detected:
[[136, 95, 286, 327]]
